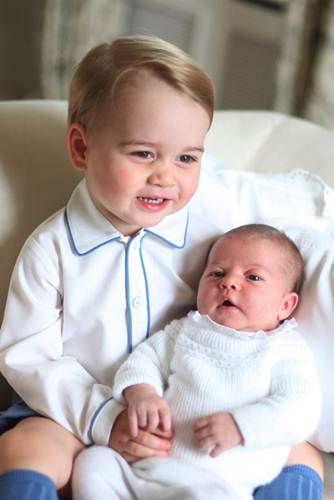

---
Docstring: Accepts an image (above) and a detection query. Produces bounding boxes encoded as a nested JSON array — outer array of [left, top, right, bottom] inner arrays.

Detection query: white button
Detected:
[[132, 296, 143, 308]]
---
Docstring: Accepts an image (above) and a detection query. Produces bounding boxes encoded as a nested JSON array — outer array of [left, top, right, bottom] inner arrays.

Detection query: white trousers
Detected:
[[72, 446, 252, 500]]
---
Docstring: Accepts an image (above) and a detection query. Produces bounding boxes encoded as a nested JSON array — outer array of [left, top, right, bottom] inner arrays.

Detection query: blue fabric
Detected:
[[254, 465, 324, 500], [0, 396, 39, 435], [0, 469, 58, 500]]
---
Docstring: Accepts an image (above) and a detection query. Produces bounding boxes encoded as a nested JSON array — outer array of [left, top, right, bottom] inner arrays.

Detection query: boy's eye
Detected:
[[177, 154, 197, 164], [131, 151, 154, 159], [247, 274, 262, 282]]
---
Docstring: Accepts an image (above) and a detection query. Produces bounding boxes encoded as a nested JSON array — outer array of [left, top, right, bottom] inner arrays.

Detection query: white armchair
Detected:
[[0, 100, 333, 497]]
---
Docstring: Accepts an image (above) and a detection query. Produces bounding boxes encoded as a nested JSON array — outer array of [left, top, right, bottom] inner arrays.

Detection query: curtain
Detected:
[[305, 1, 334, 128], [275, 0, 334, 129], [41, 0, 126, 99]]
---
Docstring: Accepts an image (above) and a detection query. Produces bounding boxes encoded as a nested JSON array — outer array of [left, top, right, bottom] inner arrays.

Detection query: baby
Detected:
[[72, 223, 321, 500]]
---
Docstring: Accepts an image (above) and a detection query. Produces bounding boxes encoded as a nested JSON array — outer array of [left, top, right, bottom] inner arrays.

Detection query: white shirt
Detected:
[[113, 311, 321, 488], [0, 179, 222, 445]]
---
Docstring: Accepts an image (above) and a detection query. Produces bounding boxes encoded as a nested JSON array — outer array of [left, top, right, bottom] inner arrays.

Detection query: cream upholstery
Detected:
[[0, 100, 333, 496]]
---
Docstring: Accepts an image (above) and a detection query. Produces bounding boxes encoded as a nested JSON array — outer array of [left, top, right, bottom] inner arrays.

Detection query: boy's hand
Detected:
[[124, 384, 172, 438], [193, 411, 243, 457], [109, 409, 173, 463]]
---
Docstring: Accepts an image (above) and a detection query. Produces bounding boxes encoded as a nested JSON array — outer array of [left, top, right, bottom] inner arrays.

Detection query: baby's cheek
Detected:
[[196, 285, 209, 314]]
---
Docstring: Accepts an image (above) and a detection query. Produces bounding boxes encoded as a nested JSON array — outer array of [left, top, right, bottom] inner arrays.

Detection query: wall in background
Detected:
[[119, 0, 288, 109], [0, 0, 288, 110], [219, 0, 287, 109], [0, 1, 45, 99]]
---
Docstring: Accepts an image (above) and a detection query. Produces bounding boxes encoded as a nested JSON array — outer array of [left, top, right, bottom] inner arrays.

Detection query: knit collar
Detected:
[[65, 179, 189, 255], [176, 311, 298, 355], [189, 310, 297, 339]]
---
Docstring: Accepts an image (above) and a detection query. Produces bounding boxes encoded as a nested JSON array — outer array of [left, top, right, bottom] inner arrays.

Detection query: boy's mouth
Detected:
[[136, 196, 169, 210], [137, 196, 165, 204]]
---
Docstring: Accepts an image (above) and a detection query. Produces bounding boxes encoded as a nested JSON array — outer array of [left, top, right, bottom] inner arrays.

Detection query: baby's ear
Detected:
[[278, 292, 299, 321], [67, 123, 88, 171]]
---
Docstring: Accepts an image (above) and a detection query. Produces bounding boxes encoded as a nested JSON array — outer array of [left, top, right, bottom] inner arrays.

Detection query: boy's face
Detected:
[[68, 73, 210, 236], [197, 235, 298, 332]]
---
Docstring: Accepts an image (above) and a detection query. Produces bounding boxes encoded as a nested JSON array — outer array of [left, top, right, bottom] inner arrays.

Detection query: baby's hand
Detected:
[[193, 411, 243, 457], [124, 384, 172, 438]]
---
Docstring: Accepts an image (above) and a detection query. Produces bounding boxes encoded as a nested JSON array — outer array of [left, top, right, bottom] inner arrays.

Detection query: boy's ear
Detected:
[[278, 292, 299, 322], [67, 123, 89, 171]]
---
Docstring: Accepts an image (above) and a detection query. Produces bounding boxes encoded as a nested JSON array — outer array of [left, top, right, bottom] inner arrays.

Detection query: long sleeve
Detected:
[[0, 236, 125, 445], [232, 341, 321, 449], [112, 320, 183, 402]]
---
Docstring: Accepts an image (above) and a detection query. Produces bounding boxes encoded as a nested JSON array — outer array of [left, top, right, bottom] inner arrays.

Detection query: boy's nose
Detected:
[[148, 163, 175, 187]]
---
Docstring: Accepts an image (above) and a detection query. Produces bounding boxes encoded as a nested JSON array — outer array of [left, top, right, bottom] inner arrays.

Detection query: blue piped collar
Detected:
[[65, 180, 189, 255]]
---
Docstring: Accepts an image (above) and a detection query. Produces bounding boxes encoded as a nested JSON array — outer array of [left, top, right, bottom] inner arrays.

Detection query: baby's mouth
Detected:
[[220, 299, 238, 309], [223, 300, 234, 307]]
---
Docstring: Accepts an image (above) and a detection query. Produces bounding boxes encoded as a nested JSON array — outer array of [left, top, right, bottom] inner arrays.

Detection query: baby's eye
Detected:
[[247, 274, 262, 282], [209, 270, 225, 278], [177, 154, 197, 165]]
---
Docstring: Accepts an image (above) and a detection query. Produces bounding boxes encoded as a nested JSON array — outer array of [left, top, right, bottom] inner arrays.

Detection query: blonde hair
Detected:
[[211, 224, 305, 294], [68, 35, 214, 130]]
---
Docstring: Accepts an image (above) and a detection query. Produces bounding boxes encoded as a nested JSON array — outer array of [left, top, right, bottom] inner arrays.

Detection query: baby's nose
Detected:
[[219, 276, 238, 290]]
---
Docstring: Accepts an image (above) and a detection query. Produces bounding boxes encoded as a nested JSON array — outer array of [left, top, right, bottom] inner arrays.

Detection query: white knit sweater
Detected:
[[113, 311, 321, 488]]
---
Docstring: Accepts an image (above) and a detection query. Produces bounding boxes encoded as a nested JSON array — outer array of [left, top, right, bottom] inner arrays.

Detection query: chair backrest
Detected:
[[0, 100, 81, 406], [0, 101, 81, 316], [205, 109, 334, 187]]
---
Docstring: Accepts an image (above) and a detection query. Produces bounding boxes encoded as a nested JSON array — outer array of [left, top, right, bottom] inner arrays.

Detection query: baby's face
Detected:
[[197, 235, 298, 332], [68, 72, 210, 236]]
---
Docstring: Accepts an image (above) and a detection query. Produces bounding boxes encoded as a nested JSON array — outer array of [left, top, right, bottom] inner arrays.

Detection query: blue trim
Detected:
[[64, 209, 121, 256], [144, 211, 189, 249], [87, 396, 114, 444], [139, 238, 151, 339], [124, 238, 133, 353]]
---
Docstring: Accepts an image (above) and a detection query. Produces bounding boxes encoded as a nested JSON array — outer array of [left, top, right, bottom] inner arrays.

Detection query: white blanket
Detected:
[[72, 446, 252, 500]]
